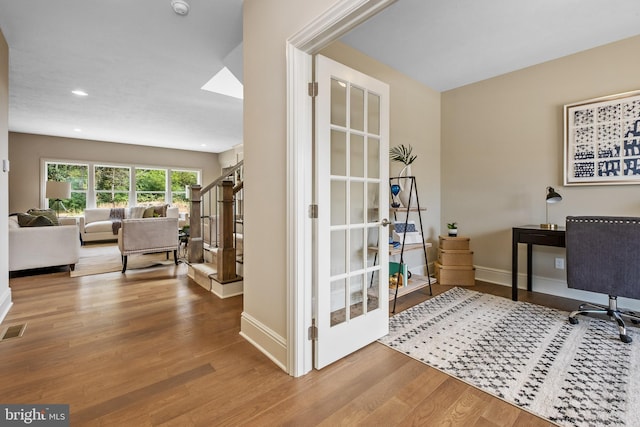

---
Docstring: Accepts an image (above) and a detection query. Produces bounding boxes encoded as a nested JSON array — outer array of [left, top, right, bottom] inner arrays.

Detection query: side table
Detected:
[[511, 225, 565, 301]]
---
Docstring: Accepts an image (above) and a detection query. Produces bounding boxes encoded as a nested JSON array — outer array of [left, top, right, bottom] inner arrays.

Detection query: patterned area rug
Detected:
[[379, 287, 640, 427]]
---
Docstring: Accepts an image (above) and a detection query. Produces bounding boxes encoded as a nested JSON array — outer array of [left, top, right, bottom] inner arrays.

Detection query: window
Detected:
[[135, 168, 167, 205], [171, 169, 199, 213], [43, 159, 201, 211], [46, 161, 88, 215], [95, 165, 130, 208]]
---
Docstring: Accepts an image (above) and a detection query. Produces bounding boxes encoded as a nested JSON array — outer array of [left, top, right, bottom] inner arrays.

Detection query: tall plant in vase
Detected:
[[390, 144, 417, 208]]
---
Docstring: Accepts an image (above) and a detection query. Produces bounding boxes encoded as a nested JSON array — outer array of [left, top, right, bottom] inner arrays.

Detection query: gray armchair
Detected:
[[566, 216, 640, 343], [117, 217, 179, 273]]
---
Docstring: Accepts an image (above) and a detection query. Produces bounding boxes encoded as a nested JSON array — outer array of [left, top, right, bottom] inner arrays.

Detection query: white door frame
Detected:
[[285, 0, 397, 377]]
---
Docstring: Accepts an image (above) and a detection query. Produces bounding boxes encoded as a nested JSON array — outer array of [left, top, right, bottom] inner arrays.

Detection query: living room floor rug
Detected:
[[379, 287, 640, 427], [70, 244, 178, 277]]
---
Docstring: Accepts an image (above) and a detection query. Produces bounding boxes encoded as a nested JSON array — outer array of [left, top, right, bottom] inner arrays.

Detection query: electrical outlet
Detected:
[[555, 257, 565, 270]]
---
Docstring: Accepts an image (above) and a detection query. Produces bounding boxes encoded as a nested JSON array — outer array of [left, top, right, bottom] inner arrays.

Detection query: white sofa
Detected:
[[9, 216, 80, 272], [79, 206, 183, 244]]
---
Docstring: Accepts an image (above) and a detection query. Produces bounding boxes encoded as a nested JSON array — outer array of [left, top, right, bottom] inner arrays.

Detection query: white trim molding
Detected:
[[475, 265, 640, 313], [0, 287, 12, 324], [285, 42, 313, 377], [240, 311, 287, 372], [288, 0, 397, 54]]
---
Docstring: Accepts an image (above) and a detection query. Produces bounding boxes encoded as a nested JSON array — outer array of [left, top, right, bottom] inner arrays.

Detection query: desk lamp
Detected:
[[46, 181, 71, 218], [540, 186, 562, 229]]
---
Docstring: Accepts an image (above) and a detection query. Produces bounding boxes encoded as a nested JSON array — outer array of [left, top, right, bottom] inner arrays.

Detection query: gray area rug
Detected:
[[379, 287, 640, 427]]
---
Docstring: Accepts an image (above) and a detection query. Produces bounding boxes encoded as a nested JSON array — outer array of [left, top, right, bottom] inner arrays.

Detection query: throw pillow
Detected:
[[27, 208, 59, 226], [17, 213, 54, 227], [129, 206, 146, 219], [153, 204, 168, 217], [143, 207, 156, 218], [17, 213, 35, 227]]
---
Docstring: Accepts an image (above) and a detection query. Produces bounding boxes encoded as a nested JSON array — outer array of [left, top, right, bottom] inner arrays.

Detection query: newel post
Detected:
[[217, 180, 237, 282], [188, 184, 203, 263]]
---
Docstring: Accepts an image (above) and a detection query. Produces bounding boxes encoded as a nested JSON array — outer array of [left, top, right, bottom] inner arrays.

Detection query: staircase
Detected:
[[186, 161, 244, 298]]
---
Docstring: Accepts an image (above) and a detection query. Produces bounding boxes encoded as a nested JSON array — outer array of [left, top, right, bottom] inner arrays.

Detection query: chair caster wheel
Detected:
[[631, 319, 640, 325], [620, 335, 632, 343], [568, 317, 579, 325]]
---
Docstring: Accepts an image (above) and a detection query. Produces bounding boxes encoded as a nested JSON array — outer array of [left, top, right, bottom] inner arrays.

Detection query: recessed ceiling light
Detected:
[[74, 128, 82, 132], [71, 90, 88, 97], [200, 144, 207, 147]]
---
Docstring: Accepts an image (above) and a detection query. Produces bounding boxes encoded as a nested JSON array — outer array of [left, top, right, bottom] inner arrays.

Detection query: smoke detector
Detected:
[[171, 0, 190, 16]]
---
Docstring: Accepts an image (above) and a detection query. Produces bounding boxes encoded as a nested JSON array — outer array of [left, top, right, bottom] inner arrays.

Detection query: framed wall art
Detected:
[[564, 90, 640, 185]]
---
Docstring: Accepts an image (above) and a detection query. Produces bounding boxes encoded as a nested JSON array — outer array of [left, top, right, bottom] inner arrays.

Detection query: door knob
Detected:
[[381, 218, 391, 227]]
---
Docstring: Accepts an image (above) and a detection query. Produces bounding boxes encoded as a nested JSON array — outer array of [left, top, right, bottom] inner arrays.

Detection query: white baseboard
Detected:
[[240, 311, 288, 373], [211, 279, 243, 299], [0, 287, 12, 324], [475, 265, 640, 312]]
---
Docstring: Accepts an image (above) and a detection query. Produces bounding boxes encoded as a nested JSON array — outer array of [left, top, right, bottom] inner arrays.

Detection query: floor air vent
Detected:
[[0, 323, 27, 342]]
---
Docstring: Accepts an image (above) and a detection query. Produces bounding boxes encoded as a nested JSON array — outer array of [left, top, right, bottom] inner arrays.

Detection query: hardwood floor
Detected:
[[2, 262, 571, 426]]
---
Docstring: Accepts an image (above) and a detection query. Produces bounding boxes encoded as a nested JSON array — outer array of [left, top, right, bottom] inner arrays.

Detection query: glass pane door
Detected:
[[315, 55, 389, 369]]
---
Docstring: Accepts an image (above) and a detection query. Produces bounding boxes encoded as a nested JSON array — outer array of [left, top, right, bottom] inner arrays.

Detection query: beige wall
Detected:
[[8, 132, 220, 213], [0, 29, 10, 322], [442, 35, 640, 308], [242, 0, 338, 369], [218, 144, 243, 170], [320, 41, 441, 272]]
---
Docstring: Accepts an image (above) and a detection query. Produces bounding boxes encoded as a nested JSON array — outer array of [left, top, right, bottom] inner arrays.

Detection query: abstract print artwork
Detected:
[[565, 90, 640, 185]]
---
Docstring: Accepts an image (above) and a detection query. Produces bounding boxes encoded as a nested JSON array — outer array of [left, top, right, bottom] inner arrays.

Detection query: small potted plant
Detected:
[[389, 144, 417, 176], [390, 144, 418, 208], [447, 222, 458, 237]]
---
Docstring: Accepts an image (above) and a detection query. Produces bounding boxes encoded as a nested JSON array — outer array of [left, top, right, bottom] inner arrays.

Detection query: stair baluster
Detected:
[[187, 161, 243, 282]]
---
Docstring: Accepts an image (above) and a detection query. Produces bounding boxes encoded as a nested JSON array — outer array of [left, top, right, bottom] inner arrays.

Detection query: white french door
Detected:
[[314, 55, 390, 369]]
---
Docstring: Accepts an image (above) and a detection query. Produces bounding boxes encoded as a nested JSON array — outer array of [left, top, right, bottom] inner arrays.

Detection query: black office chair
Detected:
[[566, 216, 640, 343]]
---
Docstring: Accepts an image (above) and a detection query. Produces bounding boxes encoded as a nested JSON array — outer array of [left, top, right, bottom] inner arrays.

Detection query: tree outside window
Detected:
[[95, 165, 130, 208], [136, 168, 167, 205], [171, 170, 199, 213], [46, 162, 88, 215]]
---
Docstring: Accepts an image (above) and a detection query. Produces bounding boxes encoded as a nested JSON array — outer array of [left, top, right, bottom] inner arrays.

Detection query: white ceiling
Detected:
[[342, 0, 640, 92], [0, 0, 243, 153], [1, 1, 640, 154]]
